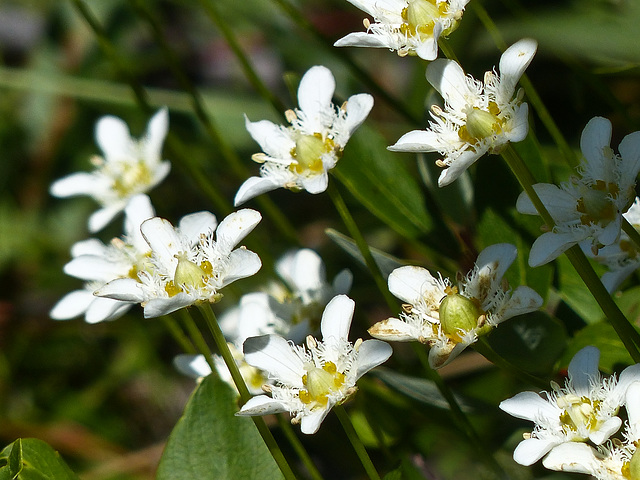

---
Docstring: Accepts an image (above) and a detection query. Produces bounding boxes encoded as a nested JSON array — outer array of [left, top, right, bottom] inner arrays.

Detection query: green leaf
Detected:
[[0, 438, 79, 480], [157, 375, 283, 480], [371, 368, 474, 412], [488, 312, 567, 376], [563, 321, 634, 374], [557, 254, 603, 324], [333, 125, 433, 239], [325, 228, 404, 278]]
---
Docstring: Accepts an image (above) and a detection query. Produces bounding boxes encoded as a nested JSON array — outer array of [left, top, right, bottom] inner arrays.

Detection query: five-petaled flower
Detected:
[[517, 117, 640, 267], [50, 194, 156, 323], [234, 66, 374, 205], [389, 38, 537, 186], [50, 108, 171, 232], [96, 209, 262, 318], [368, 243, 542, 368], [500, 346, 640, 470], [236, 295, 392, 434], [334, 0, 469, 61]]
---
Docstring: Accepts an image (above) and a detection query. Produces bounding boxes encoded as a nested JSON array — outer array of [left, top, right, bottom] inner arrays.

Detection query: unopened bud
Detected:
[[439, 293, 481, 342], [174, 253, 207, 289]]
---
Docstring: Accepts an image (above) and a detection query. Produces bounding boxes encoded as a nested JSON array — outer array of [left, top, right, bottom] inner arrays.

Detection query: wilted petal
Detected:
[[368, 317, 420, 342]]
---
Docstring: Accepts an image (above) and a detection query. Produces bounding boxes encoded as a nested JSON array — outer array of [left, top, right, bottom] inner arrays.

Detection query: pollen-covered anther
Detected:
[[251, 153, 268, 163], [402, 303, 413, 313], [354, 338, 363, 350], [285, 109, 297, 123], [306, 335, 318, 349], [262, 384, 273, 393], [431, 104, 443, 116], [435, 159, 447, 168], [90, 155, 105, 167], [363, 18, 371, 29]]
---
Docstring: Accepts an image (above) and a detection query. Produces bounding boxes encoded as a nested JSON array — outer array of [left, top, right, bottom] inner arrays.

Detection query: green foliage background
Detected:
[[0, 0, 638, 478]]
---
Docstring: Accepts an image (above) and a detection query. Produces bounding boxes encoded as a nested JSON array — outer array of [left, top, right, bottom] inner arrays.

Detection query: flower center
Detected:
[[290, 134, 337, 175], [622, 445, 640, 480], [459, 103, 504, 146], [109, 159, 153, 199], [576, 180, 619, 226], [439, 287, 482, 343], [298, 361, 346, 407], [400, 0, 445, 37], [164, 253, 213, 296], [557, 393, 602, 438]]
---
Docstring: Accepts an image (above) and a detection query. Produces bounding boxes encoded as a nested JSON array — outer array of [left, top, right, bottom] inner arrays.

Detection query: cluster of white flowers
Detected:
[[517, 117, 640, 267], [368, 243, 543, 368], [334, 0, 470, 61], [500, 346, 640, 479], [174, 248, 352, 394]]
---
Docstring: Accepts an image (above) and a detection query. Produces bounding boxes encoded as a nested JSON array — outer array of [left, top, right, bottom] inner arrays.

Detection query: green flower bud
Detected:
[[439, 292, 481, 342]]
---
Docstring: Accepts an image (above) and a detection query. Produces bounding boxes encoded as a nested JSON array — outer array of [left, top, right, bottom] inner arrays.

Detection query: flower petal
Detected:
[[243, 334, 305, 387], [124, 194, 156, 251], [85, 297, 132, 324], [50, 290, 95, 320], [216, 209, 262, 251], [220, 249, 262, 287], [388, 265, 440, 304], [234, 176, 281, 206], [297, 66, 335, 128], [140, 217, 182, 270], [334, 32, 391, 49], [368, 317, 419, 342], [49, 172, 107, 198], [541, 442, 599, 474], [388, 129, 440, 153], [580, 117, 612, 168], [528, 231, 578, 267], [95, 278, 145, 303], [143, 108, 169, 161], [568, 346, 600, 394], [178, 211, 218, 245], [276, 249, 325, 293], [354, 339, 392, 380], [513, 437, 557, 466], [245, 117, 294, 159], [426, 59, 473, 113], [497, 38, 537, 103], [343, 93, 374, 138], [300, 406, 331, 435], [438, 148, 486, 187], [173, 354, 213, 379], [320, 295, 355, 346], [89, 204, 126, 233], [237, 395, 289, 417], [143, 293, 195, 318], [95, 115, 133, 160]]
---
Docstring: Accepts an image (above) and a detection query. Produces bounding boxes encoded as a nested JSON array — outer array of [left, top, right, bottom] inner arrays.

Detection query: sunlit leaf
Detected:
[[156, 375, 283, 480], [0, 438, 79, 480]]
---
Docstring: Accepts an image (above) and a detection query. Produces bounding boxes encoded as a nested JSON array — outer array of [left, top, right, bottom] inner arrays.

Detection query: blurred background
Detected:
[[0, 0, 638, 478]]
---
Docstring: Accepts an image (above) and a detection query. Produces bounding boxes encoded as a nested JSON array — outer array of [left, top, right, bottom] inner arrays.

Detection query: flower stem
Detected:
[[501, 145, 640, 361], [197, 303, 297, 480], [161, 315, 196, 355], [334, 405, 381, 480], [178, 309, 216, 372], [276, 415, 325, 480], [622, 217, 640, 251], [328, 182, 397, 312]]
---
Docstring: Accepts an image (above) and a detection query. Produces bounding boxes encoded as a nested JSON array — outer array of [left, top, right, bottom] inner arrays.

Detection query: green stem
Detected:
[[622, 218, 640, 251], [438, 38, 459, 62], [197, 0, 287, 115], [276, 415, 325, 480], [161, 315, 196, 354], [197, 304, 297, 480], [327, 183, 397, 312], [501, 145, 640, 360], [178, 309, 216, 372], [334, 405, 381, 480], [471, 1, 578, 168], [474, 339, 548, 389]]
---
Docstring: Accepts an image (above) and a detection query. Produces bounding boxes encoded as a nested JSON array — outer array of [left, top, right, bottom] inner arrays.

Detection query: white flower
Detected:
[[499, 346, 640, 468], [517, 117, 640, 267], [582, 197, 640, 293], [219, 248, 353, 345], [173, 345, 269, 396], [234, 66, 373, 205], [368, 243, 542, 368], [540, 382, 640, 479], [389, 39, 537, 187], [50, 194, 155, 323], [50, 108, 170, 232], [236, 295, 392, 434], [96, 209, 262, 318], [334, 0, 469, 61]]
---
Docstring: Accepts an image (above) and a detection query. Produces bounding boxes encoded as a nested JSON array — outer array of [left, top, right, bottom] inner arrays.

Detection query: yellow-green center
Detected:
[[439, 287, 482, 343], [557, 394, 602, 438], [164, 253, 213, 296], [298, 361, 346, 407], [400, 0, 445, 38], [110, 160, 153, 199], [458, 103, 504, 146], [290, 134, 338, 175]]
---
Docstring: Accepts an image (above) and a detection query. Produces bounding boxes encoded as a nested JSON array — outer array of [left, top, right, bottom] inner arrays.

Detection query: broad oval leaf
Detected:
[[0, 438, 79, 480], [157, 375, 283, 480]]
